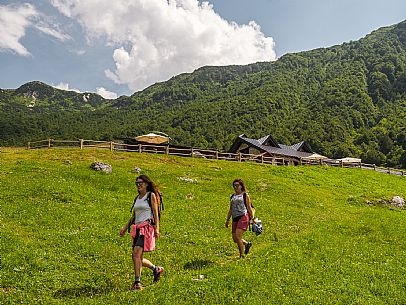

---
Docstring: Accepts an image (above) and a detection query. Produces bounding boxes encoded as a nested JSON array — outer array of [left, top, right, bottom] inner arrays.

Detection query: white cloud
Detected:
[[35, 22, 71, 42], [50, 0, 276, 92], [54, 83, 118, 99], [96, 87, 118, 99], [0, 3, 37, 56], [0, 3, 70, 56], [53, 82, 81, 92], [72, 49, 86, 55]]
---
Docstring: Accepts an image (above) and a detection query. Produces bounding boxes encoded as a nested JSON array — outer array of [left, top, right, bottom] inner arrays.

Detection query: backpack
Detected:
[[128, 191, 164, 232], [146, 191, 164, 223]]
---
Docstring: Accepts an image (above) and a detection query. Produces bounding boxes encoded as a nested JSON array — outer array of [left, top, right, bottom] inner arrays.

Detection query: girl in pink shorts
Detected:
[[225, 179, 255, 258]]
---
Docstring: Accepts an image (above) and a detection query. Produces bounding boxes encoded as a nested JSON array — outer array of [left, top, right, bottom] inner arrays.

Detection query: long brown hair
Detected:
[[233, 178, 247, 192], [137, 175, 160, 202]]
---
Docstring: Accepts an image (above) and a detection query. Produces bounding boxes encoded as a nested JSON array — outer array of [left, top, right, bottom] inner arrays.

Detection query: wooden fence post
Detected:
[[79, 139, 84, 149], [373, 164, 376, 171], [340, 160, 343, 168], [215, 151, 219, 160], [388, 168, 390, 174], [261, 155, 264, 164], [138, 144, 142, 153], [166, 145, 169, 155], [191, 148, 194, 157], [48, 138, 52, 148], [299, 158, 302, 166], [238, 153, 242, 162], [110, 141, 113, 151], [27, 142, 30, 149]]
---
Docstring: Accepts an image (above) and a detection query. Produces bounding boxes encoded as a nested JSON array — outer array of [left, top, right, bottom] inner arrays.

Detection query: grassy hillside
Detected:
[[1, 148, 406, 304]]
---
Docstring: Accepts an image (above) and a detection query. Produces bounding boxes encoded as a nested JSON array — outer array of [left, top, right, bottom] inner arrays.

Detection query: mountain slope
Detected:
[[1, 21, 405, 167]]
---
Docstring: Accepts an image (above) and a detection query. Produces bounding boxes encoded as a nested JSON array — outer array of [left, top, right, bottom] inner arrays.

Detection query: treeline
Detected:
[[0, 21, 405, 168]]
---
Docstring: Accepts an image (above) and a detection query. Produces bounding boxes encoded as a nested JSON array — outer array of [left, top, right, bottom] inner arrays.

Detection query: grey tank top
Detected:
[[230, 193, 247, 218], [132, 192, 153, 224]]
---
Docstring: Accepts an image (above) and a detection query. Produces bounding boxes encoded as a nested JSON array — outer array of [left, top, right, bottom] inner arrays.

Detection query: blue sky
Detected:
[[0, 0, 405, 98]]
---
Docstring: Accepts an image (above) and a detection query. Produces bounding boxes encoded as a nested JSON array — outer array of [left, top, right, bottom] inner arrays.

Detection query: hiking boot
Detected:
[[131, 282, 142, 291], [153, 266, 164, 282], [244, 242, 252, 255]]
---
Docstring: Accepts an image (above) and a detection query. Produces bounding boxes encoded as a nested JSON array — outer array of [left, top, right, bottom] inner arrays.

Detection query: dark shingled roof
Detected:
[[229, 135, 314, 159]]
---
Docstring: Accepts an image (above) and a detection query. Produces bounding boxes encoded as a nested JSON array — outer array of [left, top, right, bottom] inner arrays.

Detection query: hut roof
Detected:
[[229, 134, 316, 159]]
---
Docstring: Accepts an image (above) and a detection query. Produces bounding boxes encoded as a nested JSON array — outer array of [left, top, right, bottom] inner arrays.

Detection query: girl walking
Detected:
[[120, 175, 164, 290], [225, 178, 255, 258]]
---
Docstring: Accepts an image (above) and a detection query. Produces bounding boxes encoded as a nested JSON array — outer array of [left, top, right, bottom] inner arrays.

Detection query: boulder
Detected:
[[392, 196, 405, 207], [178, 177, 197, 183], [90, 161, 112, 173]]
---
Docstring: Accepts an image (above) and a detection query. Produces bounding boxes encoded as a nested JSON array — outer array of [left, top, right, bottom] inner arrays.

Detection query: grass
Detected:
[[1, 147, 406, 304]]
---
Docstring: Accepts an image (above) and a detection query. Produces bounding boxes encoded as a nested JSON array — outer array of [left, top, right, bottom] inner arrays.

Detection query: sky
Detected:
[[0, 0, 405, 99]]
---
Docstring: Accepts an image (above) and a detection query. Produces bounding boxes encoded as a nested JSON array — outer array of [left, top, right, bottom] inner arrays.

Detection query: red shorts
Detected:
[[232, 213, 249, 233]]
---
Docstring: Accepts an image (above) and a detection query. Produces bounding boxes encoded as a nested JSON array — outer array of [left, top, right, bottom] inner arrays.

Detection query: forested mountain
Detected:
[[1, 20, 406, 168]]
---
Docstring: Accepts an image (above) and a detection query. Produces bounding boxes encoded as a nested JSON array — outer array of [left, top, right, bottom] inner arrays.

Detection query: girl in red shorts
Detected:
[[225, 179, 255, 258]]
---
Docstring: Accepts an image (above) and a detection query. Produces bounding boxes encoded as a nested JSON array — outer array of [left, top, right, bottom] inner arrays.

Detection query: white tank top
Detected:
[[132, 192, 153, 224]]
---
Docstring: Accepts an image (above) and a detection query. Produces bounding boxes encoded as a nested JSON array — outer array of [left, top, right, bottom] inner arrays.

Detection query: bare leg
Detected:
[[143, 257, 164, 282], [142, 258, 154, 268], [132, 246, 143, 277], [233, 229, 247, 257]]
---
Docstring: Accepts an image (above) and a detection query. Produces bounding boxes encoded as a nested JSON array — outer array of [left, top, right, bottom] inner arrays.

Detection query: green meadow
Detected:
[[1, 148, 406, 304]]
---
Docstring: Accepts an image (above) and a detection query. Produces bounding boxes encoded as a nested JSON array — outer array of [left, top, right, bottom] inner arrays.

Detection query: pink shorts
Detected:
[[232, 213, 249, 233]]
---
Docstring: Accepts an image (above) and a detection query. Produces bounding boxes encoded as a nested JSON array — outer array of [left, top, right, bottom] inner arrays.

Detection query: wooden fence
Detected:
[[27, 138, 405, 176]]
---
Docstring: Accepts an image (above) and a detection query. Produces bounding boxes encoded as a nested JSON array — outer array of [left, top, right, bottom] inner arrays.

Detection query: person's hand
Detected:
[[154, 229, 160, 238], [225, 219, 229, 228]]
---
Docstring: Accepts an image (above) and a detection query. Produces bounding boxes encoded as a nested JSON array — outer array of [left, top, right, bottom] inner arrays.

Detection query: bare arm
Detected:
[[225, 203, 232, 228], [245, 194, 254, 221], [151, 193, 160, 237], [119, 202, 135, 237], [120, 216, 133, 236]]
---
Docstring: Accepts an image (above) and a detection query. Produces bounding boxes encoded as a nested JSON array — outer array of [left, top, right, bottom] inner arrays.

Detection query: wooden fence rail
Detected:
[[27, 138, 405, 176]]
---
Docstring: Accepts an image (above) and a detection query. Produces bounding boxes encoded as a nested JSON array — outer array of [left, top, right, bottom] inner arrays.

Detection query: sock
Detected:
[[135, 276, 141, 283], [151, 265, 156, 272]]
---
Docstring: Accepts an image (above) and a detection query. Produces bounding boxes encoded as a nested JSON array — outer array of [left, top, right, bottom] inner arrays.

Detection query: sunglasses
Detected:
[[135, 181, 144, 186], [233, 183, 241, 187]]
